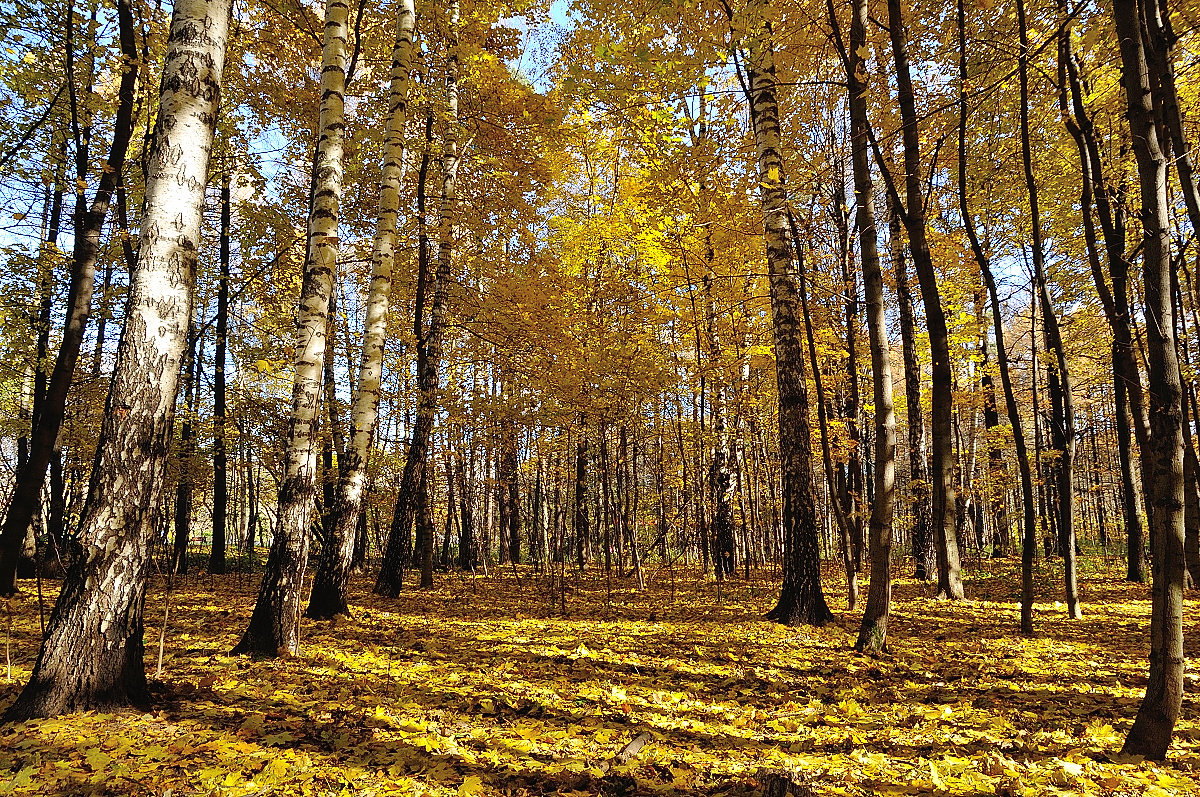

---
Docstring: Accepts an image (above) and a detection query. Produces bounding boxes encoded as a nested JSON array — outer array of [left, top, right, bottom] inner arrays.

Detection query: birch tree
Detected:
[[306, 0, 417, 620], [2, 0, 232, 719], [234, 0, 350, 657], [376, 0, 462, 597]]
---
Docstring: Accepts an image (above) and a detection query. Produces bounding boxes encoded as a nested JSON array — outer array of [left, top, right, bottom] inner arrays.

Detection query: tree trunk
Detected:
[[210, 172, 231, 575], [417, 463, 435, 587], [0, 0, 139, 595], [2, 0, 231, 719], [376, 5, 459, 596], [171, 323, 200, 575], [1113, 0, 1187, 759], [886, 0, 963, 600], [575, 431, 589, 570], [732, 0, 831, 626], [890, 205, 933, 581], [956, 0, 1036, 631], [1060, 12, 1149, 582], [502, 422, 521, 567], [306, 0, 416, 618], [234, 0, 348, 656], [704, 254, 736, 580], [1017, 0, 1079, 618], [827, 0, 897, 652]]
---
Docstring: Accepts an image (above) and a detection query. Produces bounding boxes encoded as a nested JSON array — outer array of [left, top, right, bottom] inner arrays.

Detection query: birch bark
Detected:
[[235, 0, 350, 655], [3, 0, 232, 719], [307, 0, 416, 618]]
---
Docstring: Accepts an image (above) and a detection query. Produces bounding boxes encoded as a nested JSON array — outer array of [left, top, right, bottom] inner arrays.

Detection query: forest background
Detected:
[[0, 0, 1198, 793]]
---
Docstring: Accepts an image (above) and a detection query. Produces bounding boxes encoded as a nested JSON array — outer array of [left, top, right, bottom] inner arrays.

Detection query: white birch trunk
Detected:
[[235, 0, 350, 656], [3, 0, 232, 720], [307, 0, 417, 618], [376, 0, 461, 596]]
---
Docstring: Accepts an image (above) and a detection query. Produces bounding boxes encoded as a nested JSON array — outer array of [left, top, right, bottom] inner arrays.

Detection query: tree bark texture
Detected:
[[3, 0, 231, 720], [1113, 0, 1187, 760], [235, 0, 349, 656], [307, 0, 415, 618], [737, 0, 831, 626]]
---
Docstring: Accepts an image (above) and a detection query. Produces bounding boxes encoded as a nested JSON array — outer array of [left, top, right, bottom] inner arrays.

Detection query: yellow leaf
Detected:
[[84, 747, 112, 771], [459, 775, 486, 795]]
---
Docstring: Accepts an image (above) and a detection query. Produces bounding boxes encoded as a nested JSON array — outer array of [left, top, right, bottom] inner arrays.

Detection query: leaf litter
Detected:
[[0, 558, 1197, 796]]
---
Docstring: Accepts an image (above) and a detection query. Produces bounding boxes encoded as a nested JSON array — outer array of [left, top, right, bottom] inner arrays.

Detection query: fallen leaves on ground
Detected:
[[0, 556, 1197, 795]]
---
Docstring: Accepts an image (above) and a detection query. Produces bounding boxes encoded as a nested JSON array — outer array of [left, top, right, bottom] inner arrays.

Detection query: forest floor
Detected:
[[0, 555, 1197, 796]]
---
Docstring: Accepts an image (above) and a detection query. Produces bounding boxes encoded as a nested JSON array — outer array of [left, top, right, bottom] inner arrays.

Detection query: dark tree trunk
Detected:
[[956, 0, 1036, 631], [826, 0, 896, 652], [886, 0, 963, 600], [891, 201, 933, 580], [210, 173, 231, 576], [417, 464, 435, 587], [1017, 0, 1079, 618], [502, 430, 521, 566], [171, 323, 200, 575], [457, 453, 476, 570], [574, 431, 589, 571], [0, 0, 139, 595], [1060, 13, 1149, 583], [1113, 0, 1187, 759]]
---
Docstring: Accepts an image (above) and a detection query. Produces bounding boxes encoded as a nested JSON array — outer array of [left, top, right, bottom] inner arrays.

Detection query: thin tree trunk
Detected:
[[210, 171, 231, 575], [307, 0, 415, 617], [826, 0, 896, 651], [1062, 11, 1149, 582], [957, 0, 1036, 633], [376, 12, 459, 596], [575, 429, 589, 571], [2, 0, 231, 719], [1017, 0, 1079, 619], [171, 323, 200, 575], [234, 0, 349, 656], [891, 205, 933, 580], [0, 0, 139, 595], [885, 0, 963, 600]]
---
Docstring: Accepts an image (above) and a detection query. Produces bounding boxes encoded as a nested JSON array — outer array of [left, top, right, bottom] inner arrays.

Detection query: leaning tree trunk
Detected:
[[0, 0, 139, 595], [957, 0, 1036, 631], [234, 0, 349, 656], [1017, 0, 1079, 619], [735, 0, 831, 626], [1113, 0, 1187, 760], [886, 0, 963, 599], [306, 0, 416, 619], [827, 0, 897, 652], [2, 0, 231, 720], [376, 0, 460, 597]]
